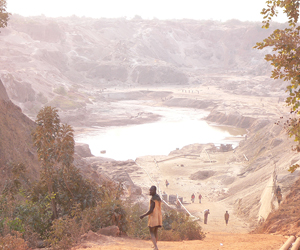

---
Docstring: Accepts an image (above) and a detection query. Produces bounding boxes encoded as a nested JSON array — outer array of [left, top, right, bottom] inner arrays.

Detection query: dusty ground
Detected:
[[133, 152, 250, 231], [73, 232, 287, 250]]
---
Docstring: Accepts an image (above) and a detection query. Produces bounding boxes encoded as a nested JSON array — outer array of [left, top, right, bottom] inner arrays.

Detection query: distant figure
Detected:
[[198, 194, 202, 203], [276, 185, 282, 205], [140, 186, 162, 250], [204, 209, 210, 224], [277, 192, 282, 205], [165, 179, 169, 188], [276, 185, 281, 195], [176, 199, 181, 209], [224, 211, 229, 225], [191, 193, 195, 203]]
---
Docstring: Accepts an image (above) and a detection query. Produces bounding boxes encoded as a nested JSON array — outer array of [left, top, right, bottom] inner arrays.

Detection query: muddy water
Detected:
[[75, 106, 246, 161]]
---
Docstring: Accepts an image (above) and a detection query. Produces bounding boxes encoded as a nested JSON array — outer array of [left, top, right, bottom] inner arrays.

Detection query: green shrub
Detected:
[[49, 96, 84, 110], [160, 209, 205, 241], [14, 199, 52, 237], [82, 198, 127, 233], [125, 203, 149, 239], [5, 218, 24, 234], [124, 202, 205, 241], [53, 86, 67, 95], [36, 92, 48, 104]]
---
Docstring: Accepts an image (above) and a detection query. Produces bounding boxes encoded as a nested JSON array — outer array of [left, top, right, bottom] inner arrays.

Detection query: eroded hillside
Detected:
[[0, 79, 39, 188], [0, 15, 286, 122]]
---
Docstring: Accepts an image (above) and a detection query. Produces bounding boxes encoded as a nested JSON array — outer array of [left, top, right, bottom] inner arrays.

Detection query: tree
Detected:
[[254, 0, 300, 172], [32, 106, 75, 219], [0, 0, 10, 29]]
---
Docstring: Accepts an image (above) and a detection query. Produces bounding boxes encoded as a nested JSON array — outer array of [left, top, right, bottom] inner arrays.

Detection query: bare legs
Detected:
[[149, 227, 159, 250]]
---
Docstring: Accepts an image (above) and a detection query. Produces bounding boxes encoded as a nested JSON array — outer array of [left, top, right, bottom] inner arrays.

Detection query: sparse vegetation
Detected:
[[0, 106, 130, 249], [36, 92, 48, 104], [49, 96, 84, 110], [253, 178, 300, 235], [53, 86, 67, 95], [209, 144, 233, 152]]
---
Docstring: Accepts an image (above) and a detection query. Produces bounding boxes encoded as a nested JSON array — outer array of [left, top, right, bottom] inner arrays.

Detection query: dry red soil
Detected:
[[73, 232, 287, 250]]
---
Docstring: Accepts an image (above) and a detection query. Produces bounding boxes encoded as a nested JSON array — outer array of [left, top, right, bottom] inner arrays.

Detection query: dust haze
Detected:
[[0, 14, 298, 248]]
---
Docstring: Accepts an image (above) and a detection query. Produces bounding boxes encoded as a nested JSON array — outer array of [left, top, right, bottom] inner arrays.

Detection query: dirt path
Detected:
[[72, 152, 290, 250], [133, 151, 251, 233], [73, 232, 287, 250], [184, 200, 249, 233]]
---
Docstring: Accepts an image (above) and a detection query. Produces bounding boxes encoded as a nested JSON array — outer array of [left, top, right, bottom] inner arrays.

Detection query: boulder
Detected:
[[97, 226, 120, 237], [81, 230, 110, 242], [75, 143, 93, 157]]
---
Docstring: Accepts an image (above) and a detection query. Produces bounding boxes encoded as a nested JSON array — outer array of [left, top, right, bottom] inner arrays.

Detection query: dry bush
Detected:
[[159, 229, 181, 241], [47, 215, 82, 250], [0, 231, 28, 250], [253, 178, 300, 235], [22, 226, 40, 249]]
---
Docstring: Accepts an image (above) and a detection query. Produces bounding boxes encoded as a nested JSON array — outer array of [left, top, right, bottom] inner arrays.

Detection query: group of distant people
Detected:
[[191, 193, 202, 203], [190, 193, 229, 226], [203, 209, 229, 225], [139, 180, 284, 250]]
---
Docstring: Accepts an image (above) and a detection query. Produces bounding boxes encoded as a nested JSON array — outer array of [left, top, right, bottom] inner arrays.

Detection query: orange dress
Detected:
[[148, 195, 162, 228]]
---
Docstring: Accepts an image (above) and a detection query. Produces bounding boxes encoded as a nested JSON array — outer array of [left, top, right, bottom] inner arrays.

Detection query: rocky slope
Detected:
[[0, 15, 286, 123], [0, 79, 110, 189], [0, 79, 39, 188], [254, 178, 300, 236]]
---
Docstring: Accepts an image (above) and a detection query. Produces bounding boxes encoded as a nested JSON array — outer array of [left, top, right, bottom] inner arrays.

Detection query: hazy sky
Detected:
[[7, 0, 287, 22]]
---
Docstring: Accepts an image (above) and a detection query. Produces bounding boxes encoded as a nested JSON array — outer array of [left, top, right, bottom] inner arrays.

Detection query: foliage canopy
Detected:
[[255, 0, 300, 172], [0, 0, 10, 29], [32, 106, 75, 219]]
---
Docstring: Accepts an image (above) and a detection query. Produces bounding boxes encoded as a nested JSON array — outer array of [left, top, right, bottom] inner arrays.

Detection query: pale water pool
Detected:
[[75, 106, 245, 161]]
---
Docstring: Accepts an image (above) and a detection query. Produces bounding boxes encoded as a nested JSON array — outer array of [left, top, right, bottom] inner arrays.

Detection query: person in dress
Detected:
[[140, 186, 162, 250]]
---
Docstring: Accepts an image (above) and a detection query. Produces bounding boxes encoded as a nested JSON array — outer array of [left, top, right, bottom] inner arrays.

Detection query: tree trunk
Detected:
[[47, 180, 58, 219]]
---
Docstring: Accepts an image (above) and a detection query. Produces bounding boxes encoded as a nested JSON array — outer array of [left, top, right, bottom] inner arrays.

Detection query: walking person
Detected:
[[224, 211, 229, 225], [276, 185, 282, 205], [204, 209, 210, 224], [198, 193, 202, 203], [277, 192, 282, 205], [165, 179, 169, 188], [191, 193, 195, 203], [140, 186, 162, 250]]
